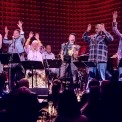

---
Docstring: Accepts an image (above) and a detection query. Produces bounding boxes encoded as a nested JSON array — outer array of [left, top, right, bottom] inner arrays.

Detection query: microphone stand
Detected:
[[8, 38, 15, 90], [44, 54, 52, 83]]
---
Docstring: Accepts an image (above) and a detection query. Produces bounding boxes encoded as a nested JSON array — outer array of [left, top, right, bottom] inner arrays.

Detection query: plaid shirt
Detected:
[[113, 22, 122, 60], [82, 31, 113, 63]]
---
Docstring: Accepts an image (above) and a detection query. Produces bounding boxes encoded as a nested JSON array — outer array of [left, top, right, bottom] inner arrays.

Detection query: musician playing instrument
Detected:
[[112, 11, 122, 81], [60, 33, 80, 82], [24, 32, 46, 88], [82, 24, 113, 81]]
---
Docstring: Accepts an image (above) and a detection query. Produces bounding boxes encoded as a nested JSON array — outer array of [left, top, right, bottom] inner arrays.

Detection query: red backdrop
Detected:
[[0, 0, 122, 56]]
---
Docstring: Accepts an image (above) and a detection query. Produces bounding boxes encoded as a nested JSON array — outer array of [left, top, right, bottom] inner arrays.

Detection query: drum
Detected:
[[25, 69, 48, 88]]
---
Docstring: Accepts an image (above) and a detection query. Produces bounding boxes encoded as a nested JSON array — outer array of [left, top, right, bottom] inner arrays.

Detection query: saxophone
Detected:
[[68, 45, 76, 56]]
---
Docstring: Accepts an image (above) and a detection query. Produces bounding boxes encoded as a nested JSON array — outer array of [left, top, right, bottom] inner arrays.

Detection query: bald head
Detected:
[[46, 45, 52, 53]]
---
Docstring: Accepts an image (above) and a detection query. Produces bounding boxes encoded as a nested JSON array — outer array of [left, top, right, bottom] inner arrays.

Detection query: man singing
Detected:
[[82, 23, 113, 81]]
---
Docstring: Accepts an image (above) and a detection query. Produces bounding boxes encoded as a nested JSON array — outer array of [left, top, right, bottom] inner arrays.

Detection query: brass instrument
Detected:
[[68, 45, 77, 57]]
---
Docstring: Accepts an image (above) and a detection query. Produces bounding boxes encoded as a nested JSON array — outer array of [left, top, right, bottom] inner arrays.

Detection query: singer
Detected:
[[3, 21, 25, 58], [3, 21, 25, 89], [82, 24, 113, 81]]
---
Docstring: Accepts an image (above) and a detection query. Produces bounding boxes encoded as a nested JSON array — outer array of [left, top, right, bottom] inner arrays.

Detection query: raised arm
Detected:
[[82, 24, 92, 43], [101, 23, 113, 42], [0, 34, 2, 49], [3, 26, 12, 44], [17, 20, 25, 45], [24, 31, 34, 53], [17, 20, 24, 38], [112, 11, 122, 38], [34, 33, 43, 46]]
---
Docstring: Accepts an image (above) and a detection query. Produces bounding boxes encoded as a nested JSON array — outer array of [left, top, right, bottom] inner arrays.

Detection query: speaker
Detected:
[[29, 88, 48, 99]]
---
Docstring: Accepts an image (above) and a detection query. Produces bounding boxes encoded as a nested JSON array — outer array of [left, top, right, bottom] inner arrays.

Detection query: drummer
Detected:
[[24, 32, 46, 88]]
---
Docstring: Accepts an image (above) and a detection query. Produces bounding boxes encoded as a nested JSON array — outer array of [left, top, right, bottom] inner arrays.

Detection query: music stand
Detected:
[[0, 53, 21, 90], [73, 61, 96, 68], [0, 53, 21, 64], [21, 61, 44, 88], [78, 55, 89, 62], [43, 59, 62, 82], [73, 61, 96, 90], [43, 59, 62, 68]]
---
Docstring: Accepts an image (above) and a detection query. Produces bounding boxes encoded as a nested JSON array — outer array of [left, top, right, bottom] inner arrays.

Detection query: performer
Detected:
[[25, 32, 43, 62], [60, 33, 80, 82], [42, 45, 55, 60], [3, 21, 25, 60], [3, 21, 25, 89], [112, 11, 122, 81], [24, 32, 46, 88], [42, 45, 59, 79], [0, 34, 3, 73], [82, 23, 113, 81]]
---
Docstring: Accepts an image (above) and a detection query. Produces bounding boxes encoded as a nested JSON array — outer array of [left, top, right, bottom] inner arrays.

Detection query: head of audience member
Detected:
[[31, 40, 40, 51], [100, 81, 122, 122], [13, 29, 20, 39], [100, 80, 110, 93], [88, 79, 101, 102], [16, 78, 29, 89], [88, 79, 100, 89], [95, 24, 102, 34], [46, 45, 52, 53], [51, 79, 61, 107], [69, 33, 76, 44], [8, 86, 39, 122], [57, 90, 81, 119]]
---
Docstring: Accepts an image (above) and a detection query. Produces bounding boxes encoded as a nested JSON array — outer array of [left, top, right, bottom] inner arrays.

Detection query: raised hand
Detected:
[[35, 33, 40, 40], [5, 26, 9, 34], [29, 31, 34, 39], [101, 23, 106, 32], [87, 24, 91, 32], [17, 20, 23, 29], [113, 11, 117, 21]]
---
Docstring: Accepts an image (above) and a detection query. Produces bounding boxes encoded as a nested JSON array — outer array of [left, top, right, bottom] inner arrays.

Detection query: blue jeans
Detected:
[[118, 67, 122, 81], [89, 63, 107, 81]]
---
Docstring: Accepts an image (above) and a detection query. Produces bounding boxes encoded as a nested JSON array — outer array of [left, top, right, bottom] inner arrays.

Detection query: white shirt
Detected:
[[25, 45, 43, 62], [42, 51, 55, 60]]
